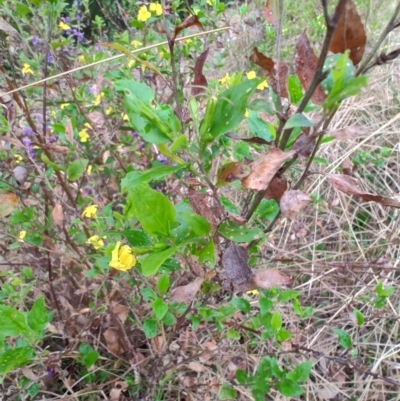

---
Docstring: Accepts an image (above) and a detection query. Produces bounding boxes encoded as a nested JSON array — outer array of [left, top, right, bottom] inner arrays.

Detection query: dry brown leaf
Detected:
[[52, 203, 64, 227], [217, 162, 250, 186], [103, 328, 121, 354], [170, 278, 204, 304], [317, 385, 339, 400], [21, 367, 39, 381], [188, 188, 221, 229], [242, 147, 295, 190], [111, 303, 129, 324], [0, 17, 18, 34], [264, 172, 287, 202], [291, 133, 316, 160], [341, 157, 354, 176], [188, 361, 205, 373], [87, 111, 105, 129], [328, 125, 369, 140], [329, 0, 366, 65], [327, 174, 400, 208], [249, 47, 289, 98], [109, 388, 121, 401], [280, 190, 312, 220], [263, 0, 276, 25], [65, 119, 74, 143], [251, 269, 291, 289], [295, 31, 326, 105], [40, 144, 70, 155], [192, 48, 209, 96], [0, 192, 19, 217], [222, 243, 253, 288]]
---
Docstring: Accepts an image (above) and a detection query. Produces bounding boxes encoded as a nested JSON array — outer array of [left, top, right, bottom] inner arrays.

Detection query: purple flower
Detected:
[[31, 36, 39, 46], [65, 29, 72, 35], [132, 131, 139, 138], [22, 127, 34, 136], [61, 16, 70, 22], [47, 54, 54, 63], [157, 155, 168, 164], [33, 113, 43, 121], [48, 135, 58, 144], [76, 32, 84, 42], [22, 137, 32, 147]]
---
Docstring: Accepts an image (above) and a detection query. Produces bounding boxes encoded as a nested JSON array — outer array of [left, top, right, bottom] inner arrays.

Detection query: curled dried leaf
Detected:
[[295, 31, 326, 105], [251, 269, 291, 289], [264, 172, 287, 202], [222, 243, 252, 287], [52, 203, 64, 227], [280, 190, 312, 220], [170, 278, 204, 304], [217, 162, 250, 186], [192, 48, 209, 96], [328, 125, 369, 141], [242, 147, 294, 191], [329, 0, 366, 65]]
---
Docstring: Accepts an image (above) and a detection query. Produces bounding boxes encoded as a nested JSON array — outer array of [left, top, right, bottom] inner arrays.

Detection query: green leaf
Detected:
[[256, 199, 279, 221], [375, 281, 394, 297], [143, 318, 158, 339], [0, 346, 34, 375], [286, 361, 313, 382], [248, 98, 275, 114], [0, 305, 30, 338], [259, 298, 273, 315], [283, 113, 314, 129], [278, 290, 300, 302], [288, 75, 304, 105], [79, 343, 99, 369], [218, 384, 237, 400], [218, 220, 264, 243], [152, 298, 168, 321], [180, 212, 210, 237], [247, 110, 276, 142], [276, 328, 292, 342], [41, 154, 62, 171], [121, 229, 152, 248], [271, 310, 282, 331], [278, 378, 303, 397], [197, 240, 216, 266], [126, 183, 176, 237], [333, 328, 352, 349], [140, 247, 178, 277], [226, 328, 241, 340], [67, 159, 88, 182], [236, 369, 248, 385], [121, 165, 188, 192], [157, 273, 170, 293], [115, 80, 180, 144], [353, 309, 364, 326], [27, 297, 50, 335], [202, 79, 260, 142], [230, 297, 251, 314]]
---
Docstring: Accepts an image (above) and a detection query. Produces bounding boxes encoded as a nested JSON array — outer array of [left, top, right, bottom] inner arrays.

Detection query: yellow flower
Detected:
[[106, 106, 113, 115], [246, 70, 257, 80], [149, 2, 162, 16], [15, 154, 23, 163], [257, 79, 268, 90], [122, 113, 130, 121], [59, 21, 71, 30], [22, 63, 34, 75], [131, 40, 143, 48], [245, 109, 249, 118], [247, 289, 259, 296], [87, 165, 92, 175], [219, 73, 231, 88], [86, 235, 104, 250], [78, 128, 89, 143], [207, 0, 214, 5], [60, 103, 68, 110], [19, 230, 26, 240], [109, 241, 136, 271], [93, 92, 105, 106], [138, 5, 151, 22], [128, 59, 136, 68], [78, 55, 85, 62], [84, 122, 92, 129], [82, 204, 98, 219]]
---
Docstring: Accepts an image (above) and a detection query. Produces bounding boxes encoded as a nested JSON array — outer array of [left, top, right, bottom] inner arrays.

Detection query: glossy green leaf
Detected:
[[247, 110, 276, 142], [218, 384, 237, 400], [0, 305, 29, 338], [353, 309, 364, 326], [140, 247, 178, 277], [79, 343, 99, 369], [157, 273, 170, 293], [152, 298, 168, 321], [27, 297, 50, 334], [230, 297, 251, 314], [121, 165, 188, 192], [126, 184, 176, 237], [248, 98, 275, 114], [271, 310, 282, 331], [236, 369, 249, 385], [180, 212, 210, 237], [218, 220, 264, 243], [201, 79, 260, 143], [283, 113, 313, 129], [278, 378, 303, 397], [333, 328, 352, 349], [288, 75, 303, 105], [67, 159, 88, 182], [276, 328, 292, 342], [0, 346, 34, 376], [287, 361, 313, 382], [143, 318, 158, 338]]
